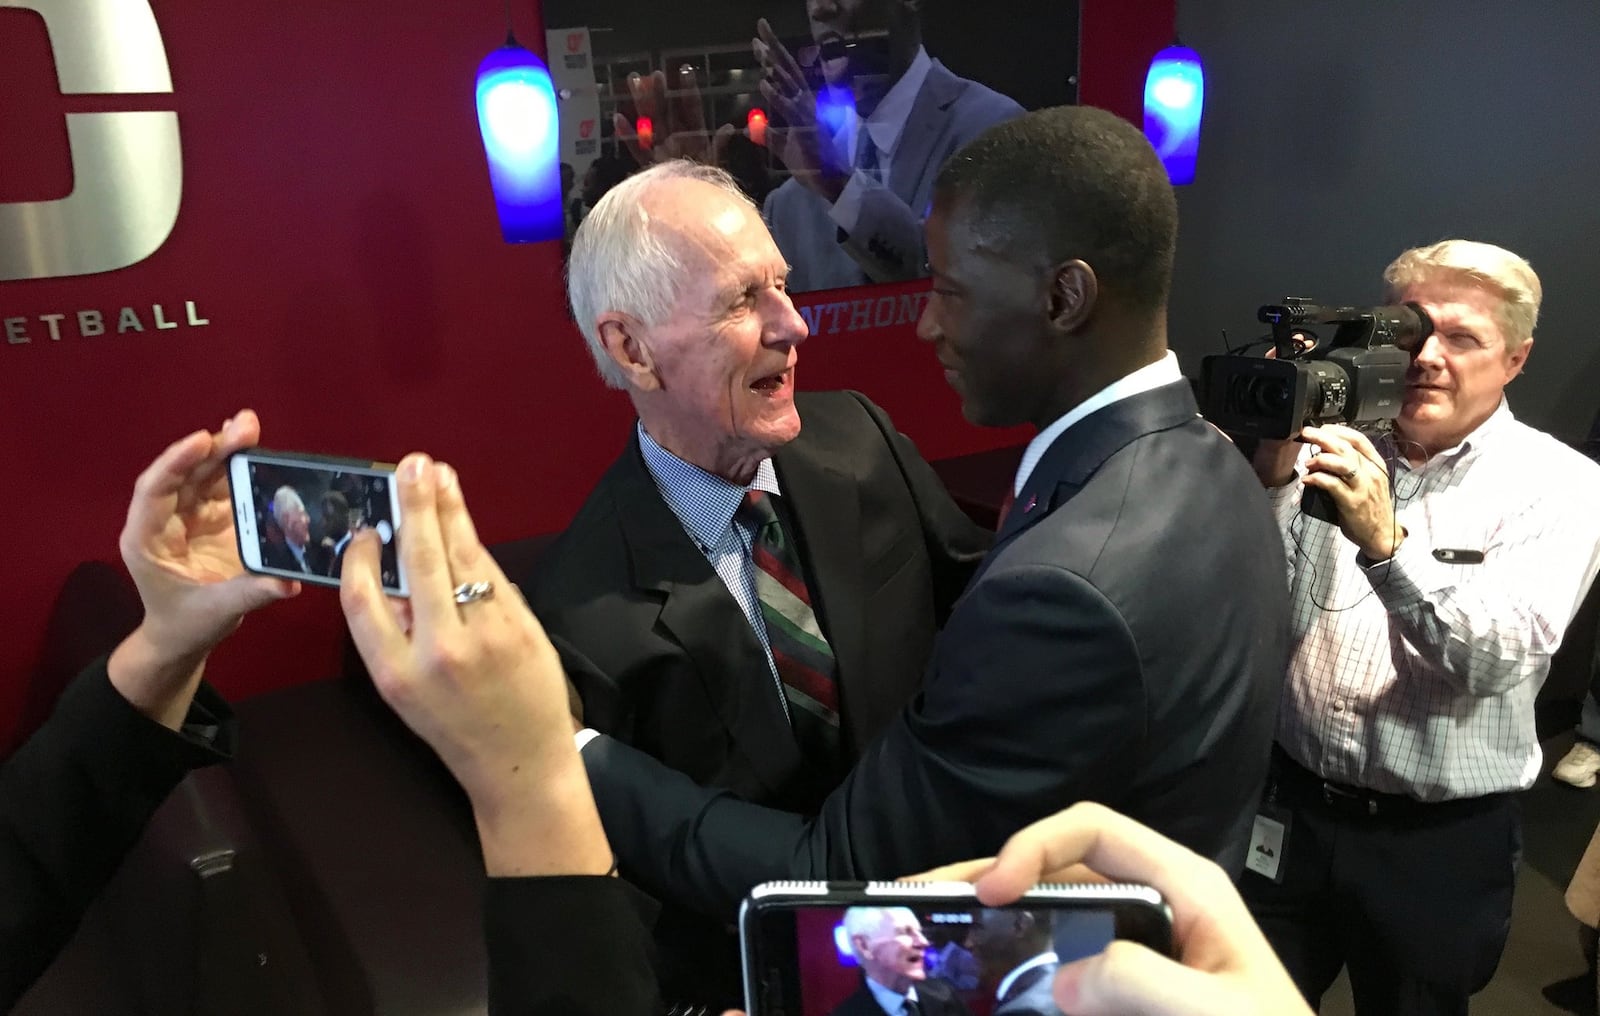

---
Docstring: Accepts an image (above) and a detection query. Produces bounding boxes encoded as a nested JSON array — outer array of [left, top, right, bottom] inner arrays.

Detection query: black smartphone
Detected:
[[740, 880, 1173, 1016], [227, 448, 407, 596]]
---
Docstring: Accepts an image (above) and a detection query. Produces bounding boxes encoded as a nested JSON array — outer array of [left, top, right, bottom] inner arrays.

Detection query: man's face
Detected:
[[807, 0, 902, 88], [807, 0, 892, 46], [855, 909, 929, 991], [633, 181, 807, 476], [283, 504, 310, 547], [1394, 279, 1529, 453], [918, 198, 1054, 428]]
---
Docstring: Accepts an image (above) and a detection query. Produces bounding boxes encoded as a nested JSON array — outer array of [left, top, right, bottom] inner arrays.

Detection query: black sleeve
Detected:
[[586, 563, 1143, 915], [846, 391, 992, 622], [0, 657, 232, 1008], [484, 875, 662, 1016]]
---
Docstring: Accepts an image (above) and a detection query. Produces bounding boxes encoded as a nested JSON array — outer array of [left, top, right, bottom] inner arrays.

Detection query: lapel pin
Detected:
[[1022, 494, 1038, 513]]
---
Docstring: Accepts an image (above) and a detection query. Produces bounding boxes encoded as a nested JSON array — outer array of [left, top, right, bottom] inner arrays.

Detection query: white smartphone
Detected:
[[740, 880, 1173, 1016], [228, 448, 407, 596]]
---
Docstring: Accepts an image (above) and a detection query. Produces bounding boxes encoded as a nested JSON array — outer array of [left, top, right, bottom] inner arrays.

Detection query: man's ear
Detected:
[[597, 313, 662, 392], [1047, 259, 1098, 333], [1505, 336, 1533, 382]]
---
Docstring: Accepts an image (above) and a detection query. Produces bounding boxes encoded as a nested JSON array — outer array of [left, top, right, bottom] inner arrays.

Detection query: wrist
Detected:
[[107, 624, 208, 731], [1361, 525, 1407, 563], [470, 751, 612, 878]]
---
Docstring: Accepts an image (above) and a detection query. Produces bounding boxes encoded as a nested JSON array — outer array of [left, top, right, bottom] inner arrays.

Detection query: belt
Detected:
[[1268, 747, 1506, 821]]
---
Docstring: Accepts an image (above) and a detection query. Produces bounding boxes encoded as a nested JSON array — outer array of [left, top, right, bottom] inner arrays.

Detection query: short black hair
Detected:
[[933, 105, 1178, 311]]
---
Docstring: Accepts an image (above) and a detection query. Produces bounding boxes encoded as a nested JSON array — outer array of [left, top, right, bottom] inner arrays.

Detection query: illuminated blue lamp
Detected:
[[1143, 44, 1205, 185], [475, 36, 563, 243]]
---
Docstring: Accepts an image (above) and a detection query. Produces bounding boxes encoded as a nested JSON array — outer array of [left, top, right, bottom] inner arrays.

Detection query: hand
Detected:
[[340, 454, 611, 877], [1299, 424, 1405, 559], [754, 18, 849, 201], [612, 65, 738, 169], [915, 803, 1312, 1016], [107, 410, 300, 729], [1250, 438, 1301, 488]]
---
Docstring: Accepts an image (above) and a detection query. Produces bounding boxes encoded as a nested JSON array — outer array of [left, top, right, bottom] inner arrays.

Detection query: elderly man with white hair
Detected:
[[1243, 240, 1600, 1016], [262, 484, 327, 576], [525, 159, 989, 1007], [828, 907, 968, 1016]]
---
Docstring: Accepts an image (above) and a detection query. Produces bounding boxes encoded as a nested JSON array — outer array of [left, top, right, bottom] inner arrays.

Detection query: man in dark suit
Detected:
[[339, 455, 1313, 1016], [260, 485, 329, 576], [754, 0, 1023, 290], [968, 909, 1059, 1016], [1, 410, 298, 1009], [829, 907, 969, 1016], [533, 158, 989, 1003], [576, 106, 1289, 916]]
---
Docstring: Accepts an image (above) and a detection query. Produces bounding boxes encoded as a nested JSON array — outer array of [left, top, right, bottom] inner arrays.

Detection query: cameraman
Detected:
[[1240, 239, 1600, 1015]]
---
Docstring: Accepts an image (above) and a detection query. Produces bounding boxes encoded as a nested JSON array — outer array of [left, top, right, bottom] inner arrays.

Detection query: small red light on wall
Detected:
[[747, 108, 768, 147], [635, 116, 654, 150]]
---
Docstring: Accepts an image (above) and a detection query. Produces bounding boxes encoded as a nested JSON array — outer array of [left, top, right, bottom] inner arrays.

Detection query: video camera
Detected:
[[1198, 298, 1435, 441]]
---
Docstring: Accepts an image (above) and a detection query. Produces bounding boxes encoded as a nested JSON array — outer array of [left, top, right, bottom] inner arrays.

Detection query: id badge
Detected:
[[1245, 803, 1291, 883]]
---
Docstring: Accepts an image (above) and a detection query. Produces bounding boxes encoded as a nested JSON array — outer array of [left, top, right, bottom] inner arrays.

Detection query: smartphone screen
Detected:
[[741, 883, 1170, 1016], [228, 449, 406, 596]]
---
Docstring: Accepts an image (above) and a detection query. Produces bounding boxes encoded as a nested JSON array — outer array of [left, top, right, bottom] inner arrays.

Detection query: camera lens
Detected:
[[1245, 378, 1291, 415]]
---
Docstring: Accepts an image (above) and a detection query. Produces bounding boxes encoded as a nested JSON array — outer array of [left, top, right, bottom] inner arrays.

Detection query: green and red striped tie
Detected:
[[739, 490, 842, 764]]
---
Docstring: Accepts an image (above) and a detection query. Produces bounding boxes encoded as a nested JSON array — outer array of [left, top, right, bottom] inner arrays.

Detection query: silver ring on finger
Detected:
[[453, 580, 496, 605]]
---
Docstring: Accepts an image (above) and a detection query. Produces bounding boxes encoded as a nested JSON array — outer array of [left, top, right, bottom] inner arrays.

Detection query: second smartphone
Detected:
[[228, 448, 407, 596], [740, 880, 1172, 1016]]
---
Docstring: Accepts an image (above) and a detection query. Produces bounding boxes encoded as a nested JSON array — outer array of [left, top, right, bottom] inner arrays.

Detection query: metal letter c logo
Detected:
[[0, 0, 183, 281]]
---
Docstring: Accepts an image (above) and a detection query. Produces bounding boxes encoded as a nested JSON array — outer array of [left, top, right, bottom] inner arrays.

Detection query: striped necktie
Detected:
[[739, 490, 842, 763]]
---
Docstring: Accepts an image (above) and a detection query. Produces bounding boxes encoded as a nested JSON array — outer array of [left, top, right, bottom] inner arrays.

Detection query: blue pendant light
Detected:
[[475, 7, 562, 244], [1144, 42, 1205, 186]]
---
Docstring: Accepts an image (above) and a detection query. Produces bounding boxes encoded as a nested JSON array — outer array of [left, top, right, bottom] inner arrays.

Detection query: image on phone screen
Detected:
[[228, 451, 405, 595], [762, 903, 1117, 1016]]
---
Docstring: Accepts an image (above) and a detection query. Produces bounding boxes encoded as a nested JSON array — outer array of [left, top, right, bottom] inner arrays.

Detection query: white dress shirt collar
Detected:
[[861, 45, 933, 161], [864, 975, 919, 1015], [995, 950, 1058, 1002], [1013, 351, 1184, 496]]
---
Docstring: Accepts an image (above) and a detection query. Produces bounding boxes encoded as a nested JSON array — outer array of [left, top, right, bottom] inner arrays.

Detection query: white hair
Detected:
[[842, 907, 917, 961], [1383, 239, 1542, 349], [565, 159, 757, 389], [271, 485, 306, 522]]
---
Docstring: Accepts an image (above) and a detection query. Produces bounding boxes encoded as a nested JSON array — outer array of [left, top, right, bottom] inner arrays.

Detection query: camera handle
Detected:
[[1301, 485, 1340, 524]]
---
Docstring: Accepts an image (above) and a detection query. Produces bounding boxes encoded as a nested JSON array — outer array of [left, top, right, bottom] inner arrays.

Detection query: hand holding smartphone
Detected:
[[740, 880, 1172, 1016], [228, 449, 408, 595]]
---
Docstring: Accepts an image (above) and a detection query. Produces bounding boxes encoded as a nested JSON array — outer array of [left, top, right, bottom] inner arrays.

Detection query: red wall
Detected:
[[0, 0, 1173, 746]]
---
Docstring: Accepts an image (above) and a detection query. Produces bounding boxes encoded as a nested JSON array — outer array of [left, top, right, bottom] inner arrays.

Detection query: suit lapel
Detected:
[[996, 380, 1203, 546], [889, 60, 964, 205], [771, 432, 869, 754], [609, 434, 804, 796]]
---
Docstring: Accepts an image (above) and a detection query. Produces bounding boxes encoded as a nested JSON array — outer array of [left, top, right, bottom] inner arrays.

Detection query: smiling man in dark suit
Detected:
[[829, 907, 970, 1016], [576, 106, 1289, 920], [531, 158, 989, 1005]]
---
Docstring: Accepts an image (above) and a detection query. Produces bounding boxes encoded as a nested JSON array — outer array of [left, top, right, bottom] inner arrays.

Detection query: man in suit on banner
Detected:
[[755, 0, 1023, 291]]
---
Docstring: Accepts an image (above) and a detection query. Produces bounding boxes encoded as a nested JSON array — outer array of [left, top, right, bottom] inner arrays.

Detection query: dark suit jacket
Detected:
[[764, 59, 1023, 292], [993, 960, 1057, 1016], [528, 389, 989, 1005], [261, 539, 329, 577], [583, 380, 1290, 914], [828, 975, 969, 1016], [529, 389, 990, 810], [0, 659, 231, 1009]]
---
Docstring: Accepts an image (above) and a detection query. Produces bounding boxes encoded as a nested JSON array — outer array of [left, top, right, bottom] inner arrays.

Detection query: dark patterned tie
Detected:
[[738, 490, 842, 763], [902, 997, 922, 1016]]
